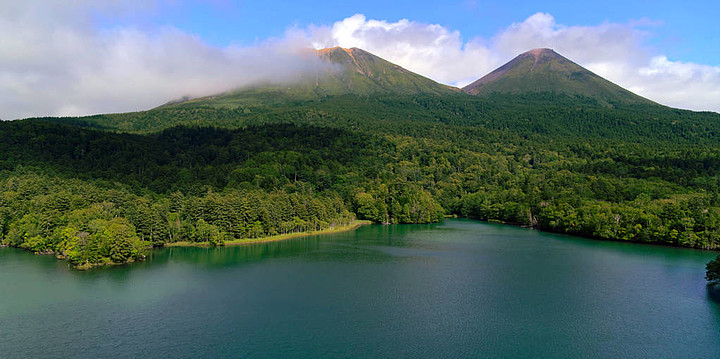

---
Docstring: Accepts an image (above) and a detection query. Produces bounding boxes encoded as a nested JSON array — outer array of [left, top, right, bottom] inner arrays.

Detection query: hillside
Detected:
[[166, 47, 457, 109], [64, 48, 720, 143], [463, 48, 654, 106], [2, 47, 720, 268], [312, 47, 457, 95]]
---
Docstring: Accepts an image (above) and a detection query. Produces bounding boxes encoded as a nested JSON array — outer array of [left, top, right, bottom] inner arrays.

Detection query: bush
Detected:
[[706, 255, 720, 287]]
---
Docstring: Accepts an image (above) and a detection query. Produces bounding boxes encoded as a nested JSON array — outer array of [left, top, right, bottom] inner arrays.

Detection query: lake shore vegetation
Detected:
[[2, 93, 719, 268]]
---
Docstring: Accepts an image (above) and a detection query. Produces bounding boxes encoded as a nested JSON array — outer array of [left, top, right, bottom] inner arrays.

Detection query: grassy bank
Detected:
[[165, 220, 372, 248]]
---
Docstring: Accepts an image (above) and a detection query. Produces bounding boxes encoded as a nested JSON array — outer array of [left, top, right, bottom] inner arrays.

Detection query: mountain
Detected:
[[311, 47, 457, 95], [3, 47, 720, 269], [168, 47, 457, 108], [51, 47, 719, 141], [462, 48, 653, 105]]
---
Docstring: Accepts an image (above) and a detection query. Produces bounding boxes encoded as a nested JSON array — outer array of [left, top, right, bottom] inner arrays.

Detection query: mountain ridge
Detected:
[[163, 46, 457, 109], [462, 48, 654, 106], [167, 47, 658, 110]]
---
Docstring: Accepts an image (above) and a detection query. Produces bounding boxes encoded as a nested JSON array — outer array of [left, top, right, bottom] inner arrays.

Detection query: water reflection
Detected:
[[143, 223, 448, 269], [1, 219, 719, 359], [708, 286, 720, 302]]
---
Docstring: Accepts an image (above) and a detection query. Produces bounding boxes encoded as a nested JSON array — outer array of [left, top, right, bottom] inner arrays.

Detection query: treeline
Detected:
[[0, 172, 356, 268], [460, 189, 720, 249]]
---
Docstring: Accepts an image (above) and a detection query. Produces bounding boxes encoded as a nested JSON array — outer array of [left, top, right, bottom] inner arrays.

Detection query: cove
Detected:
[[1, 219, 719, 358]]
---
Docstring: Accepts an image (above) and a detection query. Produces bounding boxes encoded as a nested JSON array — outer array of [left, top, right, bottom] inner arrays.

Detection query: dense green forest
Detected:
[[3, 91, 720, 268], [47, 92, 720, 143]]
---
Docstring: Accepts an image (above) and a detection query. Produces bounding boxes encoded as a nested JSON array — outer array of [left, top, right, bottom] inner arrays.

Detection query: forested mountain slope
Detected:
[[160, 47, 457, 109], [462, 48, 654, 106], [2, 48, 719, 268]]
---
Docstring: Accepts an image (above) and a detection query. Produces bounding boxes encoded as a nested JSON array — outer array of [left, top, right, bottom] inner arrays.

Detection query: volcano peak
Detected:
[[462, 48, 653, 105]]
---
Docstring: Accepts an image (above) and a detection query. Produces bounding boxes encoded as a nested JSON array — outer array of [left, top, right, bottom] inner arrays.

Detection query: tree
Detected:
[[706, 255, 720, 287], [195, 219, 225, 246], [103, 218, 143, 263], [354, 192, 379, 221]]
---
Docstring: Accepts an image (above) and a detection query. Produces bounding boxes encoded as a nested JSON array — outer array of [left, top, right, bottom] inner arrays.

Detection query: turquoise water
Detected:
[[1, 219, 719, 358]]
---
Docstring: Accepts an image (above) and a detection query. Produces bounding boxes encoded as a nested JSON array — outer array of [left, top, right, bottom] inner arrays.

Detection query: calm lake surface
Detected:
[[1, 219, 719, 358]]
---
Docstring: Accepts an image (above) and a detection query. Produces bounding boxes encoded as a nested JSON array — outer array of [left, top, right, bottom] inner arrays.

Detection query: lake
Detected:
[[1, 219, 719, 358]]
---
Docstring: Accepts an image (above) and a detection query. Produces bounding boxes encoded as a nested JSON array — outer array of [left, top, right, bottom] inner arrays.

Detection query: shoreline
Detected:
[[164, 220, 372, 248], [462, 216, 720, 252]]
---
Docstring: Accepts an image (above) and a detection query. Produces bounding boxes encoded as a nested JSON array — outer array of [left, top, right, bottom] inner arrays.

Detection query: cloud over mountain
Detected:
[[0, 1, 323, 120], [0, 2, 718, 119], [300, 13, 720, 113]]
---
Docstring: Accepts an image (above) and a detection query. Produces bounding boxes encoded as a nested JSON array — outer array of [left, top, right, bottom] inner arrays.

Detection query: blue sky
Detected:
[[1, 0, 718, 119], [97, 0, 718, 65]]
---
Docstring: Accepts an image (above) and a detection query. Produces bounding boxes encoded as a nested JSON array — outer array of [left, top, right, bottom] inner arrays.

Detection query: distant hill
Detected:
[[312, 47, 457, 95], [462, 48, 654, 106], [37, 47, 719, 144], [165, 47, 457, 109]]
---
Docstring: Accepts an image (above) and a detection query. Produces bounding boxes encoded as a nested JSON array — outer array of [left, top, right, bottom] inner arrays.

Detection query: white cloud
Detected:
[[299, 13, 720, 113], [0, 1, 322, 120], [300, 14, 498, 88], [1, 5, 718, 119], [489, 13, 720, 112], [634, 56, 720, 112]]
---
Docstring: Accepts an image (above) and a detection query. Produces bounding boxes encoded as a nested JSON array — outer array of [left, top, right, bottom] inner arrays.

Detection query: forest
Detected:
[[2, 91, 720, 268]]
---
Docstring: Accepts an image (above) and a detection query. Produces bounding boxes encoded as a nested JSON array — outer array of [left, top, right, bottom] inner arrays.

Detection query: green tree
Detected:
[[706, 255, 720, 287]]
